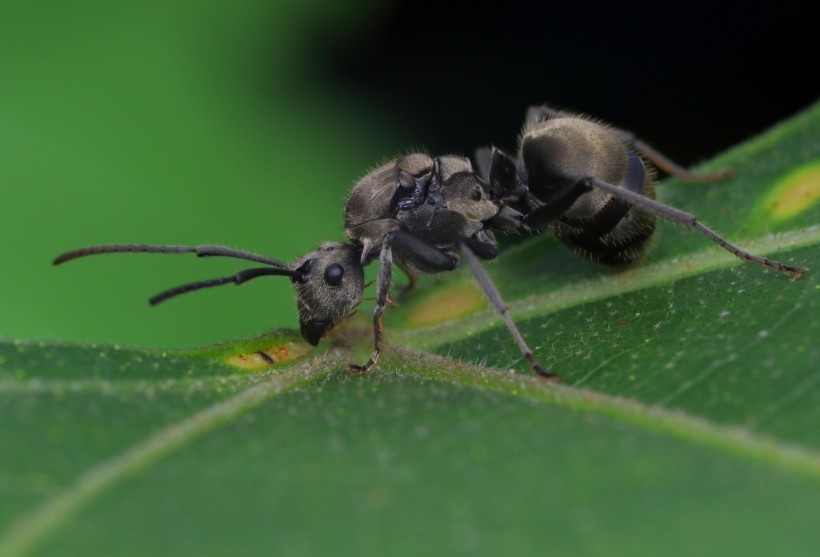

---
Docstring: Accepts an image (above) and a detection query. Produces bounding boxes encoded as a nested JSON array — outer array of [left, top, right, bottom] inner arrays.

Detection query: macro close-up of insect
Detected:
[[53, 105, 804, 380], [4, 0, 817, 550]]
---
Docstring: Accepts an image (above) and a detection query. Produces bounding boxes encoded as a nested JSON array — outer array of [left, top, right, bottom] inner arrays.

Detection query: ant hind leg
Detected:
[[612, 129, 734, 182], [582, 177, 803, 277]]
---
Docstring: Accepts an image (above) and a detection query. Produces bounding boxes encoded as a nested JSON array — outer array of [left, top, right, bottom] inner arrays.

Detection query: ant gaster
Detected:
[[54, 105, 803, 380], [476, 105, 800, 275]]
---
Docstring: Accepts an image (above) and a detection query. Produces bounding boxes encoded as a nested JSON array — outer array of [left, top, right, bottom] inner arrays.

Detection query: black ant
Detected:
[[54, 105, 802, 380]]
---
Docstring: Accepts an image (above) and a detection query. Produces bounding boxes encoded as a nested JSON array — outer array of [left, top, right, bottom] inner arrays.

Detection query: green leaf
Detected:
[[2, 102, 819, 556]]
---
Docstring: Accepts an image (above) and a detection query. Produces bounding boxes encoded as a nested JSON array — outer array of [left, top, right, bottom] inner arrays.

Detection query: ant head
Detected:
[[290, 242, 365, 346], [53, 242, 365, 348]]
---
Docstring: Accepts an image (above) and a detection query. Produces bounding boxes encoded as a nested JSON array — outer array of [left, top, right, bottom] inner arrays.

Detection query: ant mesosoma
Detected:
[[54, 105, 802, 380]]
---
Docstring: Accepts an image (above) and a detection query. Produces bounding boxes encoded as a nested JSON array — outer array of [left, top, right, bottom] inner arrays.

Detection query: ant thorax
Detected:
[[345, 154, 501, 264]]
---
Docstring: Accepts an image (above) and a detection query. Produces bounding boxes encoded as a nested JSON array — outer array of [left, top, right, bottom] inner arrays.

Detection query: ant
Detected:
[[54, 105, 803, 380]]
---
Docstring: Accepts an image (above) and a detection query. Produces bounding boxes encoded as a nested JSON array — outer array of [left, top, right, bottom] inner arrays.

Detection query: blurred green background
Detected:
[[1, 1, 816, 348], [0, 0, 401, 347]]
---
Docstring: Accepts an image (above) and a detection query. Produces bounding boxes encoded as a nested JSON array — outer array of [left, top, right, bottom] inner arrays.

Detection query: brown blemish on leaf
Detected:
[[761, 162, 820, 221], [405, 283, 484, 326], [225, 341, 311, 370]]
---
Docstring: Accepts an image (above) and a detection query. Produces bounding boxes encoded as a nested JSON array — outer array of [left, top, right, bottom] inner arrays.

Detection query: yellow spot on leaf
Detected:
[[225, 341, 311, 370], [762, 162, 820, 221], [405, 283, 484, 326]]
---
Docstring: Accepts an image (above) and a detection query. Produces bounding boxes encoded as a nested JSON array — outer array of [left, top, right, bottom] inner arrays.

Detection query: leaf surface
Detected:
[[2, 104, 819, 557]]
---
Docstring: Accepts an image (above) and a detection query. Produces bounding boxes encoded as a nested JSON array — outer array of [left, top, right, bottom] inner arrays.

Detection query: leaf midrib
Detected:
[[0, 353, 335, 557]]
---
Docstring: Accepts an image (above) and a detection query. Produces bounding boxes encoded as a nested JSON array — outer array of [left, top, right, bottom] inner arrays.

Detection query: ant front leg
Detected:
[[348, 230, 458, 374], [347, 241, 393, 374]]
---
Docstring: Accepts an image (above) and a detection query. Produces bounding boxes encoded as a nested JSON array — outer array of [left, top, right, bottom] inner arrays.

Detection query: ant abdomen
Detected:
[[521, 116, 656, 264]]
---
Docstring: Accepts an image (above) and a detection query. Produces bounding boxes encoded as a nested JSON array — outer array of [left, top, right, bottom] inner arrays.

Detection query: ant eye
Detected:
[[324, 263, 344, 286]]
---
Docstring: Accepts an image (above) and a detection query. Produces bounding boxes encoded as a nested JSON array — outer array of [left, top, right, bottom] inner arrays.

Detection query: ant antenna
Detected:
[[149, 267, 301, 305], [53, 243, 304, 305], [53, 243, 293, 270]]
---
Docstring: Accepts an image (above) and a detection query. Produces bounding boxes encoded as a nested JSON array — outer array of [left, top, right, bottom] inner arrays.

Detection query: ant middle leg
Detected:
[[459, 241, 558, 381]]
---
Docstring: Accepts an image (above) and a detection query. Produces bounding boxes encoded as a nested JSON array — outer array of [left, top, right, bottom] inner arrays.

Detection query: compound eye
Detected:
[[323, 263, 344, 286]]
